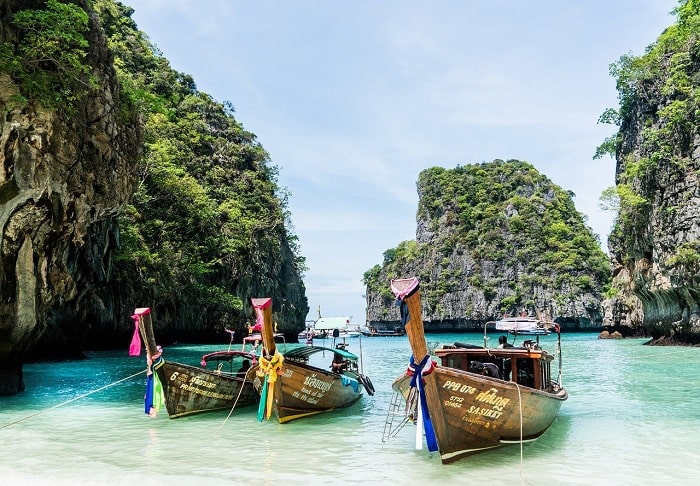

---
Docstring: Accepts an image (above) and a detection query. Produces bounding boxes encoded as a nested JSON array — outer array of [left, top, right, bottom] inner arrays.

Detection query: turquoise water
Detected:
[[1, 333, 698, 485]]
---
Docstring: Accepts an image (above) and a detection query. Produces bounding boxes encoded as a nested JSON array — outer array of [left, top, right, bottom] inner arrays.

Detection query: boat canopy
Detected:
[[200, 350, 255, 363], [314, 316, 351, 330], [285, 345, 358, 361], [493, 317, 549, 333]]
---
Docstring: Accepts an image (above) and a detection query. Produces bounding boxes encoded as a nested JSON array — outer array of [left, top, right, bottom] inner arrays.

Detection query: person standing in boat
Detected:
[[497, 336, 513, 380]]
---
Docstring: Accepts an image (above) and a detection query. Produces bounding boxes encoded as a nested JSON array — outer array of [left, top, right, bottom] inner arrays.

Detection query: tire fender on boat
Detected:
[[359, 374, 375, 396]]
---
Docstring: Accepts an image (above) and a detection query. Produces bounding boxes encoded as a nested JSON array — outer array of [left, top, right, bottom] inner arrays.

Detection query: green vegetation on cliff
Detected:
[[94, 1, 308, 333], [0, 0, 307, 341], [594, 0, 700, 340], [0, 0, 95, 113], [365, 160, 610, 319], [597, 0, 700, 267]]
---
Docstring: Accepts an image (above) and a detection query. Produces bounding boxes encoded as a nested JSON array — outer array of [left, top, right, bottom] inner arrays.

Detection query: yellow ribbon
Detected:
[[256, 350, 284, 420]]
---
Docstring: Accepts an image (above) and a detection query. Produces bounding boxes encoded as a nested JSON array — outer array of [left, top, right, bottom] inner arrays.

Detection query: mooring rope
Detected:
[[0, 368, 146, 430], [514, 382, 525, 483], [218, 368, 253, 431]]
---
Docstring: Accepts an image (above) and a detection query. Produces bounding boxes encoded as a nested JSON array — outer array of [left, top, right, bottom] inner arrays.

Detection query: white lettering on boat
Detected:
[[188, 376, 216, 389], [303, 373, 332, 393], [177, 382, 233, 400], [442, 380, 476, 395], [465, 405, 504, 419], [457, 387, 512, 424], [167, 371, 233, 400], [444, 395, 464, 408], [475, 387, 511, 410], [293, 386, 321, 404]]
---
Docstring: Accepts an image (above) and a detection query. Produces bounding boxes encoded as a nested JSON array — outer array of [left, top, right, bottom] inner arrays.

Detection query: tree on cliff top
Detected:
[[0, 0, 95, 113]]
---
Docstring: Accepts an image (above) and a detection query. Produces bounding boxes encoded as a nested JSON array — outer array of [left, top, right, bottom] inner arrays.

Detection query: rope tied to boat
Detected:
[[256, 349, 285, 421], [407, 354, 438, 452], [0, 369, 147, 430], [406, 354, 436, 378]]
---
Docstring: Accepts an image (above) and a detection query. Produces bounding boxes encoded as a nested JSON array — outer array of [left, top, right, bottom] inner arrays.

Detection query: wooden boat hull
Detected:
[[251, 361, 362, 423], [132, 307, 258, 419], [393, 367, 566, 462], [155, 360, 258, 419], [251, 297, 365, 423], [388, 277, 567, 464]]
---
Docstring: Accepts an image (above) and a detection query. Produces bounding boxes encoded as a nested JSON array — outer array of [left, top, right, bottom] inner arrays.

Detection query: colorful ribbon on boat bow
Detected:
[[407, 354, 436, 378], [256, 350, 285, 421], [408, 354, 438, 452], [128, 314, 142, 356], [144, 355, 165, 417]]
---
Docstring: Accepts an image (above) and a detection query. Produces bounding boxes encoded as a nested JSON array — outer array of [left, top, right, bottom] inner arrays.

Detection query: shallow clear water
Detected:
[[1, 333, 698, 485]]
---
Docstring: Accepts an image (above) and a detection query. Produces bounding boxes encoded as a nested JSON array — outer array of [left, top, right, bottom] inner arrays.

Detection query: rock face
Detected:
[[365, 160, 610, 332], [605, 4, 700, 344], [598, 330, 623, 339], [0, 1, 309, 396], [0, 0, 140, 394]]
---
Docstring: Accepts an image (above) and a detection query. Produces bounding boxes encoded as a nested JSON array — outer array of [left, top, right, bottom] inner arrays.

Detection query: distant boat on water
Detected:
[[361, 326, 406, 337], [314, 315, 360, 338], [488, 314, 555, 336]]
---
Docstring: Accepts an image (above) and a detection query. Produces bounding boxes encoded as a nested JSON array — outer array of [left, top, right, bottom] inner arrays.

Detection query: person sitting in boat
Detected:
[[237, 359, 251, 377], [469, 360, 501, 379], [331, 344, 348, 373], [497, 335, 513, 348]]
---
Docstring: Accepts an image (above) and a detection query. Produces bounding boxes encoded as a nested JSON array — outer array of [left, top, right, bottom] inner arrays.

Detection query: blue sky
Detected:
[[121, 0, 678, 325]]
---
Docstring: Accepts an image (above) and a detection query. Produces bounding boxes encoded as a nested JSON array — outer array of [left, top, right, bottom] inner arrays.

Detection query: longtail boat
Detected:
[[388, 277, 567, 464], [130, 307, 258, 419], [250, 297, 374, 423]]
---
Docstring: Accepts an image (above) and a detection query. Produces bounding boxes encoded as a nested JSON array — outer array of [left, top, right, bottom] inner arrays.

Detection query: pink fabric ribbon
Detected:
[[129, 315, 141, 356], [390, 277, 419, 299]]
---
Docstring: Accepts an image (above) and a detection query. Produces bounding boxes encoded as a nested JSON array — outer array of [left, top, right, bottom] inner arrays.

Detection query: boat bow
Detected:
[[391, 277, 441, 452], [251, 297, 284, 421]]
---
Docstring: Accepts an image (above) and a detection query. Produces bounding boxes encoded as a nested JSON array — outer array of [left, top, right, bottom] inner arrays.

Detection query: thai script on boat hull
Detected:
[[303, 373, 332, 393], [168, 371, 234, 400]]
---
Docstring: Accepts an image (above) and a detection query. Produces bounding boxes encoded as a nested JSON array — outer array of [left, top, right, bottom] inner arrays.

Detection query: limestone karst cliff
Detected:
[[0, 0, 140, 394], [364, 160, 610, 332], [0, 0, 308, 396], [603, 0, 700, 344]]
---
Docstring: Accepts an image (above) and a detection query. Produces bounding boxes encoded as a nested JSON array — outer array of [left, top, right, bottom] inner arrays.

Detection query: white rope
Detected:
[[218, 368, 253, 431], [0, 368, 147, 430], [515, 382, 524, 483]]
